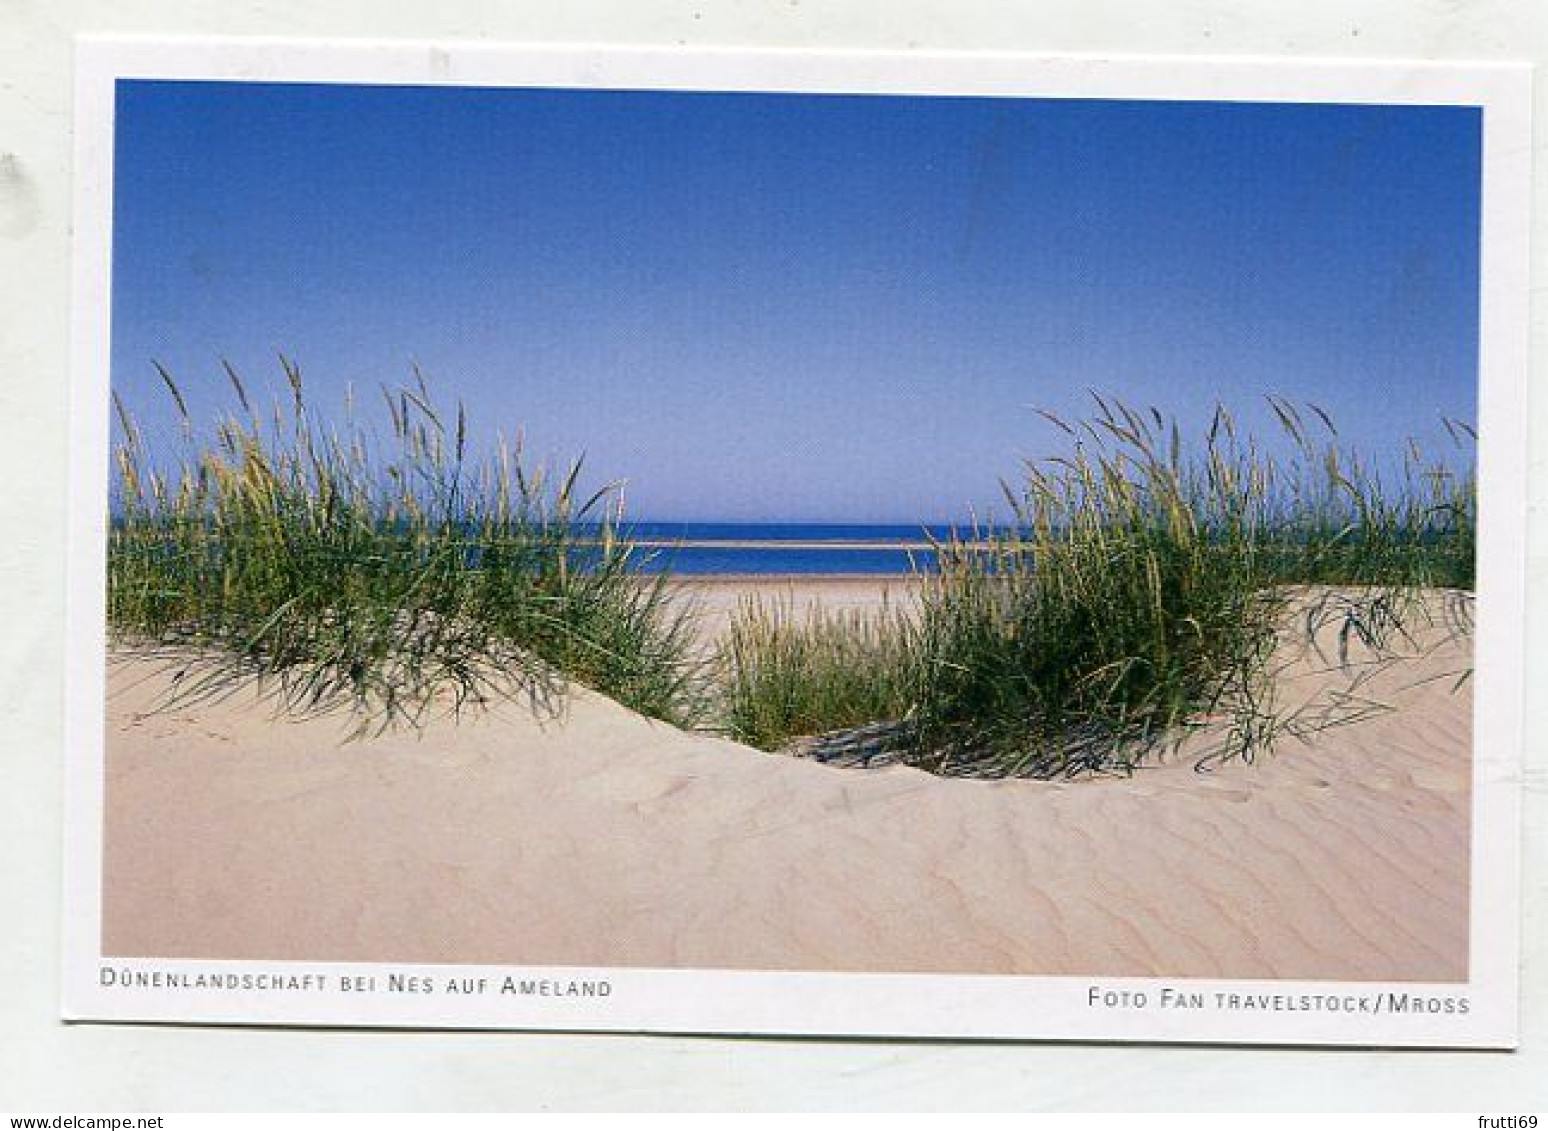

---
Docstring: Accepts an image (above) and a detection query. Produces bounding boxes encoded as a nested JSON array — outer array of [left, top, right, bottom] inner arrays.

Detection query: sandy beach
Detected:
[[667, 575, 921, 651], [101, 579, 1472, 981]]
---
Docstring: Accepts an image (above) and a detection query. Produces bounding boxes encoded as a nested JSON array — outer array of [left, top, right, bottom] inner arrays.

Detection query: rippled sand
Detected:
[[102, 586, 1471, 981]]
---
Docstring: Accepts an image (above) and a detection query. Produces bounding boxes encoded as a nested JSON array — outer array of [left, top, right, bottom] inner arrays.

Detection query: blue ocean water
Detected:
[[616, 522, 979, 576]]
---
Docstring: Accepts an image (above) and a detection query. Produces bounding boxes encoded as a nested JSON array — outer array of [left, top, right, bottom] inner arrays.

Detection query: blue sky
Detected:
[[111, 81, 1481, 522]]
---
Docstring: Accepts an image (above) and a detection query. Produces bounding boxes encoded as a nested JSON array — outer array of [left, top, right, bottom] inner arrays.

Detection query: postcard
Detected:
[[62, 36, 1530, 1045]]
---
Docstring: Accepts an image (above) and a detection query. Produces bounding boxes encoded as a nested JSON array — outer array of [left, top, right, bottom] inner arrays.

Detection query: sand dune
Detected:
[[101, 585, 1472, 981]]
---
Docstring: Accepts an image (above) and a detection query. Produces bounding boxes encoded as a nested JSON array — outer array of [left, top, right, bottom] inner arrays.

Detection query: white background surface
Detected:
[[1, 0, 1545, 1113]]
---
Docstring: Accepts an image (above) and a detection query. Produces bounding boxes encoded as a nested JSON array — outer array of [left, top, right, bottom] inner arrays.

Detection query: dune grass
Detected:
[[718, 595, 918, 752], [718, 397, 1475, 775], [111, 363, 1474, 775], [108, 360, 706, 732]]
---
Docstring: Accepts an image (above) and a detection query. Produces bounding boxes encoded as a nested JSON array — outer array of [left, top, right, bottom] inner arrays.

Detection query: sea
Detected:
[[615, 522, 977, 576]]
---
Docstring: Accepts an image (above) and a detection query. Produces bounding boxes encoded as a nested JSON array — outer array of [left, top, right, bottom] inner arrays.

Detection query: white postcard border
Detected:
[[63, 36, 1532, 1046]]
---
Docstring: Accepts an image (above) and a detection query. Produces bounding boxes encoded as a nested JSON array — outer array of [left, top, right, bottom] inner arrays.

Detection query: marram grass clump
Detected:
[[719, 594, 918, 752], [719, 396, 1475, 777], [108, 359, 706, 732]]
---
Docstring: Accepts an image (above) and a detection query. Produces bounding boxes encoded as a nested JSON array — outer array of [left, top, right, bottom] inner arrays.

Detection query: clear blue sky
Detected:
[[111, 81, 1480, 523]]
